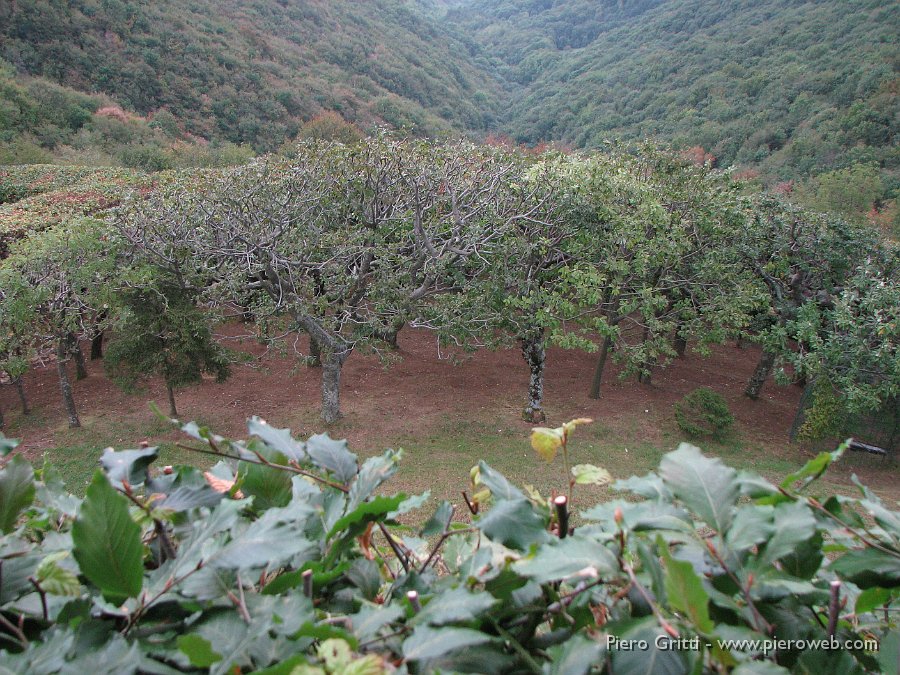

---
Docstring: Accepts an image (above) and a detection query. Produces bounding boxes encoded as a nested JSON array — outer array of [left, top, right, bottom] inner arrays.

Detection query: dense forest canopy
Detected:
[[449, 0, 898, 183], [0, 0, 502, 152], [1, 0, 896, 194]]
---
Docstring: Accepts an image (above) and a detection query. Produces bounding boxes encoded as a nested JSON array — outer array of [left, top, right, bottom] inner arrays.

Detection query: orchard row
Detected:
[[0, 136, 896, 432]]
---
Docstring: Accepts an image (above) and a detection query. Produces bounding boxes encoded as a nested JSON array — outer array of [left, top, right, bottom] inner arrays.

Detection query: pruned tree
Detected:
[[0, 219, 116, 427], [738, 197, 878, 400], [104, 272, 231, 418], [787, 246, 900, 440], [481, 153, 606, 422], [116, 135, 531, 423]]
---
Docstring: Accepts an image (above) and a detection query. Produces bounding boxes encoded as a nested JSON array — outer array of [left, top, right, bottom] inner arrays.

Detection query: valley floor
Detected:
[[2, 327, 896, 507]]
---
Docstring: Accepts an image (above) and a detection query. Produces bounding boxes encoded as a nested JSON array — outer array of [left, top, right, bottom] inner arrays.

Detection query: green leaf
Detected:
[[608, 617, 689, 675], [0, 455, 35, 533], [402, 626, 492, 661], [543, 634, 604, 675], [414, 586, 497, 626], [877, 630, 899, 675], [476, 461, 525, 501], [327, 494, 406, 540], [659, 539, 714, 633], [155, 483, 222, 512], [0, 553, 40, 604], [0, 433, 20, 457], [515, 535, 617, 583], [829, 548, 900, 589], [35, 553, 81, 596], [732, 663, 790, 674], [194, 612, 271, 675], [476, 498, 550, 550], [854, 586, 897, 615], [347, 450, 400, 511], [292, 621, 358, 649], [239, 451, 293, 511], [62, 632, 141, 675], [307, 433, 358, 483], [795, 648, 865, 674], [726, 505, 774, 552], [780, 444, 845, 490], [177, 634, 222, 668], [99, 446, 159, 488], [615, 472, 670, 500], [571, 463, 612, 486], [247, 655, 310, 675], [350, 603, 405, 643], [659, 443, 737, 533], [248, 416, 306, 462], [212, 502, 315, 569], [756, 501, 816, 567], [71, 471, 144, 602], [420, 500, 453, 537]]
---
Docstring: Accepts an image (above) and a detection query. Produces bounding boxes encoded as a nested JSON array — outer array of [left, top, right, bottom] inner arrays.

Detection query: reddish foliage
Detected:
[[772, 180, 795, 195], [680, 145, 716, 167], [95, 106, 131, 122]]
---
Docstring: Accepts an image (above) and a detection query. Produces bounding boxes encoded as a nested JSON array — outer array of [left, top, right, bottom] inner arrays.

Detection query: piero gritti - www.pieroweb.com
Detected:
[[607, 634, 880, 656]]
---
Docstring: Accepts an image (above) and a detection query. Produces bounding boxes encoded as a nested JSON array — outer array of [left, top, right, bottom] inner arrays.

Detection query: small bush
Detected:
[[674, 386, 734, 438], [798, 377, 847, 441]]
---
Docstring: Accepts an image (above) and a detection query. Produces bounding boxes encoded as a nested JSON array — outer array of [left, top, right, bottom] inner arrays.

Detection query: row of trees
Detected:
[[0, 136, 897, 437]]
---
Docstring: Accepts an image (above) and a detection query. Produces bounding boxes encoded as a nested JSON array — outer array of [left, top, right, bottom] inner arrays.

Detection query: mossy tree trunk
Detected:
[[745, 350, 776, 400], [589, 334, 614, 399], [56, 339, 80, 428], [167, 383, 178, 418], [521, 330, 546, 423], [67, 333, 88, 380], [14, 377, 30, 415]]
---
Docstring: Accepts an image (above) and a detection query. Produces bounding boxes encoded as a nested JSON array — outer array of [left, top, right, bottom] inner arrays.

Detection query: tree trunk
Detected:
[[745, 350, 776, 400], [380, 321, 404, 350], [167, 383, 178, 418], [56, 340, 80, 428], [638, 325, 653, 385], [674, 334, 687, 358], [789, 380, 816, 441], [308, 336, 322, 368], [90, 331, 104, 360], [321, 350, 347, 424], [14, 377, 29, 415], [90, 310, 107, 359], [0, 397, 4, 430], [68, 333, 88, 380], [589, 335, 613, 399], [521, 331, 546, 423]]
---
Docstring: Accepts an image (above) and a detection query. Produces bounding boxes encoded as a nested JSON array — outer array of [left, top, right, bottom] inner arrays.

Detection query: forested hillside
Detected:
[[1, 0, 897, 211], [0, 0, 501, 152], [449, 0, 898, 181]]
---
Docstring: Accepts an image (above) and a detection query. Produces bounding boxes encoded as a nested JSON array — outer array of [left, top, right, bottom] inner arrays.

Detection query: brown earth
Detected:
[[2, 325, 897, 502]]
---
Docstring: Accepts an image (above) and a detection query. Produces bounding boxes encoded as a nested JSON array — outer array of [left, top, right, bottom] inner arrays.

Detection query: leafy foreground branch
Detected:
[[0, 420, 897, 674]]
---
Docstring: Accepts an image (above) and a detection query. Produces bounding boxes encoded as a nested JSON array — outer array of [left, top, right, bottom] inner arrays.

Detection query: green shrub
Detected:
[[798, 377, 848, 441], [0, 419, 895, 672], [674, 386, 734, 438]]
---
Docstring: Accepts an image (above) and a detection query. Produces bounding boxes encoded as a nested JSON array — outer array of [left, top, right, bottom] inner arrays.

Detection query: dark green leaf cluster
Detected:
[[103, 279, 230, 413], [673, 387, 734, 439], [0, 420, 897, 673]]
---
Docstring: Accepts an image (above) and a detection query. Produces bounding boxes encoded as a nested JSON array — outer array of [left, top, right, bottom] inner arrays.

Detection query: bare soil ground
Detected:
[[2, 326, 897, 504]]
